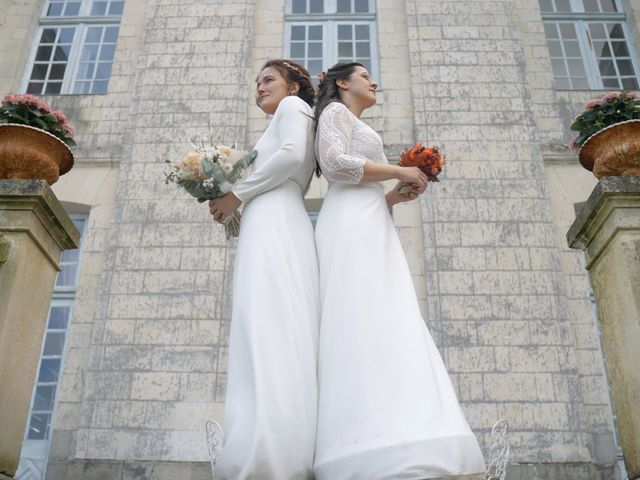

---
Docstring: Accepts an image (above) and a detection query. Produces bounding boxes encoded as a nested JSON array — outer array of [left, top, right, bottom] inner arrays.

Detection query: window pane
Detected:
[[47, 2, 63, 16], [568, 59, 586, 76], [308, 43, 322, 57], [41, 29, 57, 43], [309, 0, 323, 13], [564, 40, 581, 57], [31, 64, 48, 80], [338, 42, 353, 57], [96, 62, 113, 79], [622, 77, 639, 89], [573, 78, 590, 89], [594, 41, 611, 57], [43, 332, 66, 356], [359, 58, 371, 73], [559, 23, 577, 39], [59, 28, 75, 43], [583, 0, 599, 12], [54, 45, 71, 61], [56, 262, 78, 286], [337, 0, 350, 12], [308, 25, 322, 40], [74, 81, 91, 94], [600, 0, 618, 12], [602, 77, 620, 88], [33, 385, 56, 412], [599, 59, 616, 76], [544, 23, 559, 39], [91, 1, 108, 15], [104, 27, 119, 42], [36, 46, 53, 61], [291, 25, 305, 41], [290, 42, 305, 58], [555, 0, 572, 12], [551, 59, 567, 76], [27, 83, 44, 94], [109, 1, 124, 15], [92, 80, 109, 93], [86, 27, 103, 43], [589, 23, 606, 39], [49, 64, 66, 80], [81, 45, 99, 61], [539, 0, 553, 12], [355, 0, 369, 12], [355, 42, 370, 57], [38, 359, 61, 383], [45, 82, 62, 94], [308, 60, 323, 75], [338, 25, 352, 40], [355, 25, 369, 40], [547, 41, 562, 57], [556, 77, 571, 89], [292, 0, 306, 13], [64, 1, 81, 15], [27, 413, 49, 440], [611, 41, 629, 57], [99, 44, 116, 61], [48, 307, 70, 329], [608, 23, 625, 39], [616, 59, 635, 76]]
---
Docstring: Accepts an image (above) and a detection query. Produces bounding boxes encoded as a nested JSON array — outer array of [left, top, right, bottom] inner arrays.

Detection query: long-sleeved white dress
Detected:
[[215, 95, 320, 479], [313, 101, 486, 480]]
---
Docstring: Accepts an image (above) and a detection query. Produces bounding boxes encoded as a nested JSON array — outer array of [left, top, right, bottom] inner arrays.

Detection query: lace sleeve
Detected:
[[316, 102, 365, 184]]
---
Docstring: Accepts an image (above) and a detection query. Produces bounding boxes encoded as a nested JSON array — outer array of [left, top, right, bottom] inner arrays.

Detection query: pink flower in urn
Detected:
[[2, 93, 53, 114], [584, 98, 604, 109], [602, 91, 622, 102], [61, 121, 76, 137]]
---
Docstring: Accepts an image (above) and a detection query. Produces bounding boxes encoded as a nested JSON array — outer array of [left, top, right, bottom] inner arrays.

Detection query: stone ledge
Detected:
[[567, 176, 640, 251]]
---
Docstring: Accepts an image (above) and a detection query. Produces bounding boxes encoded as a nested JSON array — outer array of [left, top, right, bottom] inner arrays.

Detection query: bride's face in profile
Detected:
[[256, 66, 298, 115], [339, 66, 378, 110]]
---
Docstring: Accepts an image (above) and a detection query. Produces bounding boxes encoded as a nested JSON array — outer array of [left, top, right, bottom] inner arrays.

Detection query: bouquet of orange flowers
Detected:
[[398, 144, 445, 195], [400, 144, 445, 180]]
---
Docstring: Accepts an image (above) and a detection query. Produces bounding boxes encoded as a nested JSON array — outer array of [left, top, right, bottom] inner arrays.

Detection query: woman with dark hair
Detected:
[[313, 62, 486, 479], [209, 59, 319, 479]]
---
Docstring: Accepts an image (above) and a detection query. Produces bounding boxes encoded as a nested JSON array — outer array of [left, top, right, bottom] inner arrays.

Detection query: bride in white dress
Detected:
[[208, 59, 319, 479], [313, 62, 486, 480]]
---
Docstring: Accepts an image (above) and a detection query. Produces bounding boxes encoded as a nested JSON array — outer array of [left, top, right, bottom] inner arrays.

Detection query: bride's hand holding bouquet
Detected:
[[164, 135, 257, 239]]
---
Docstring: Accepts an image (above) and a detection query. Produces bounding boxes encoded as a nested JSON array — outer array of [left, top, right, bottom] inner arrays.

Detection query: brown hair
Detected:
[[314, 62, 364, 129], [257, 59, 315, 108]]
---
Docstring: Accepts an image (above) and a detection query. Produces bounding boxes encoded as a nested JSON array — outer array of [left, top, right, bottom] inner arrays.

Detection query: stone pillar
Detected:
[[0, 180, 79, 478], [567, 176, 640, 479]]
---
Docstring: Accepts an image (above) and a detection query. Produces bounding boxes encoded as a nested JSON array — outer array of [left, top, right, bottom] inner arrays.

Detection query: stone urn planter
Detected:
[[0, 124, 74, 185], [579, 120, 640, 178]]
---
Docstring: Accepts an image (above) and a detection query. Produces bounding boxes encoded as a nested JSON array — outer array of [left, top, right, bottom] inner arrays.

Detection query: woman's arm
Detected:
[[317, 102, 428, 188], [232, 96, 311, 202], [209, 96, 311, 222]]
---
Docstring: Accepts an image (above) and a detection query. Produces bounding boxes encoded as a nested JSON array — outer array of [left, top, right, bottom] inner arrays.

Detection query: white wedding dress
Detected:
[[313, 101, 486, 480], [215, 96, 319, 479]]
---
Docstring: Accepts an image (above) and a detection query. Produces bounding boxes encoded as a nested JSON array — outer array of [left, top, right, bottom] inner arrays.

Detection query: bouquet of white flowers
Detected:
[[165, 135, 257, 239]]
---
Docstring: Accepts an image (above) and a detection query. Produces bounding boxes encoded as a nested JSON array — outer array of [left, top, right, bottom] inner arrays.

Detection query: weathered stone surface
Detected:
[[0, 180, 79, 477], [568, 177, 640, 478]]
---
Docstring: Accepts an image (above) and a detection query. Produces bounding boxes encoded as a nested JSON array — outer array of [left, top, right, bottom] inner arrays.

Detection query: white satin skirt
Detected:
[[313, 182, 486, 480], [215, 181, 320, 479]]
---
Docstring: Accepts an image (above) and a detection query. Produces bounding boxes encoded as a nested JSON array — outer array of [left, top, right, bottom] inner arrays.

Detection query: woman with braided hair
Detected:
[[312, 62, 486, 479], [209, 59, 319, 479]]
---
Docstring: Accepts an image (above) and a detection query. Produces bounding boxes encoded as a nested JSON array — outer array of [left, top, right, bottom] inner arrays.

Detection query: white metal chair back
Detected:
[[205, 419, 224, 479], [486, 418, 510, 480]]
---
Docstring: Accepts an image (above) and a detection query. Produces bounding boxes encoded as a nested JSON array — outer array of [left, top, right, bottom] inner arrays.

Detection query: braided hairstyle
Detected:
[[258, 59, 315, 108], [314, 62, 364, 129]]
